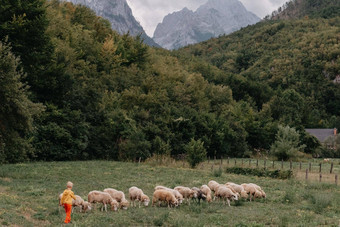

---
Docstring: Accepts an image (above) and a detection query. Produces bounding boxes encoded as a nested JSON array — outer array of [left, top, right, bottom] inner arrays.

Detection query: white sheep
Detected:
[[200, 185, 212, 202], [215, 185, 238, 206], [174, 186, 197, 205], [58, 193, 92, 213], [128, 186, 150, 208], [88, 190, 118, 212], [208, 180, 220, 193], [225, 182, 248, 199], [241, 184, 262, 201], [103, 188, 129, 210], [248, 183, 266, 199], [154, 186, 183, 204], [152, 189, 178, 208]]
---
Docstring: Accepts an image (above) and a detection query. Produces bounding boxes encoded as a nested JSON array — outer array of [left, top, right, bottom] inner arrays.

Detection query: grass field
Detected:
[[1, 160, 340, 226]]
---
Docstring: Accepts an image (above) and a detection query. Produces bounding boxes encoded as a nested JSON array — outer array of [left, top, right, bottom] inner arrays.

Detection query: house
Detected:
[[305, 128, 338, 150]]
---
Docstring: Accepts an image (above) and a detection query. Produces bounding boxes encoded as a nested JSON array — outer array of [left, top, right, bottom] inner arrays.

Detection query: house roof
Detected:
[[305, 129, 335, 142]]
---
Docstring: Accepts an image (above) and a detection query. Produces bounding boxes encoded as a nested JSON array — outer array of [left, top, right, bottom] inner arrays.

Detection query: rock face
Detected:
[[153, 0, 260, 50], [65, 0, 159, 47]]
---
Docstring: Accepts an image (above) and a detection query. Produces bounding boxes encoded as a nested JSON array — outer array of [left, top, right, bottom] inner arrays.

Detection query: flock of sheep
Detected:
[[58, 180, 266, 213]]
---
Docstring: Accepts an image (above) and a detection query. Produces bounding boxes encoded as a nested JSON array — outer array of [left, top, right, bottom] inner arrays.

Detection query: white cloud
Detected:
[[127, 0, 288, 37]]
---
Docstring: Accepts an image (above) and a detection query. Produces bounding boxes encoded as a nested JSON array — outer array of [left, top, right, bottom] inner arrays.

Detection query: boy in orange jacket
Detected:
[[60, 181, 76, 224]]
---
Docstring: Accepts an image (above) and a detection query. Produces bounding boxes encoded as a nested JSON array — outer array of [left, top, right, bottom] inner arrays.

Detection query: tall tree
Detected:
[[0, 41, 44, 163], [0, 0, 53, 100]]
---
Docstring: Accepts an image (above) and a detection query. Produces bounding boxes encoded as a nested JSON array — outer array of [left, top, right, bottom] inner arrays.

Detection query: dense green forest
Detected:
[[0, 0, 339, 163]]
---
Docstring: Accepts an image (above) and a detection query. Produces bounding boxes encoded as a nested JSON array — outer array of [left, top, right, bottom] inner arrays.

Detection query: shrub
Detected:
[[270, 125, 306, 161], [185, 138, 207, 168], [225, 167, 293, 179]]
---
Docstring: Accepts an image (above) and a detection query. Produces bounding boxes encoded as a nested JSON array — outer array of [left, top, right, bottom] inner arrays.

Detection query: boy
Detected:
[[60, 181, 76, 224]]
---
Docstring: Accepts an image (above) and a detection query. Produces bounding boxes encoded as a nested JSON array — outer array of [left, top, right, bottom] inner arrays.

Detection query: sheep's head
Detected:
[[240, 191, 248, 199], [171, 198, 179, 207], [120, 199, 129, 210], [82, 201, 92, 212], [261, 190, 266, 199], [142, 195, 150, 206], [254, 190, 262, 198], [231, 193, 238, 201], [110, 200, 118, 211]]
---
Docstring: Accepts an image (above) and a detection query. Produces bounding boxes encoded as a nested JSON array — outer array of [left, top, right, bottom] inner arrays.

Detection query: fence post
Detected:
[[227, 157, 230, 165], [264, 160, 266, 169], [281, 160, 283, 169], [138, 157, 141, 164], [299, 162, 302, 170], [290, 160, 292, 170], [211, 164, 214, 171], [319, 173, 322, 182], [256, 159, 259, 168], [214, 156, 216, 165], [330, 162, 334, 174], [305, 169, 308, 180], [234, 159, 237, 166], [241, 159, 244, 166], [319, 163, 322, 173], [208, 156, 210, 164], [272, 161, 275, 169], [336, 175, 338, 186], [249, 159, 251, 167], [309, 163, 312, 172]]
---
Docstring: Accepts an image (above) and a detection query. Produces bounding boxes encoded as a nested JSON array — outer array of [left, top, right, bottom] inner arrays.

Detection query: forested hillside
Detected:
[[1, 0, 339, 164], [174, 4, 340, 130]]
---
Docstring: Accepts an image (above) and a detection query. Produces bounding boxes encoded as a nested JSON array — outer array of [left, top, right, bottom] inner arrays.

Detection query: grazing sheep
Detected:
[[104, 188, 129, 210], [225, 182, 248, 199], [88, 190, 118, 212], [208, 180, 220, 193], [191, 187, 207, 204], [154, 186, 183, 204], [241, 184, 259, 201], [215, 186, 238, 207], [128, 186, 150, 208], [248, 183, 266, 199], [200, 185, 212, 202], [152, 189, 178, 208], [174, 186, 197, 205], [59, 193, 92, 213]]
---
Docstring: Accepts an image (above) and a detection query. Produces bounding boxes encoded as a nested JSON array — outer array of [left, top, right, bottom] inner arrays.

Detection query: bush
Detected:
[[185, 138, 207, 168], [225, 167, 293, 179], [270, 125, 306, 161]]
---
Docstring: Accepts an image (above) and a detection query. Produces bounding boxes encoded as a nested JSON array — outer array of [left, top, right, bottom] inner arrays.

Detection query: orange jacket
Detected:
[[61, 189, 76, 205]]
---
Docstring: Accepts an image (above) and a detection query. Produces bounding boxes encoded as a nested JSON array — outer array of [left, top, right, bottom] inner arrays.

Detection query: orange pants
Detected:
[[64, 204, 72, 223]]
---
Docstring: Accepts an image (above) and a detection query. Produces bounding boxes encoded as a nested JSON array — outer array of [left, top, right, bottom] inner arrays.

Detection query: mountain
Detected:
[[64, 0, 159, 47], [153, 0, 260, 50], [269, 0, 340, 20]]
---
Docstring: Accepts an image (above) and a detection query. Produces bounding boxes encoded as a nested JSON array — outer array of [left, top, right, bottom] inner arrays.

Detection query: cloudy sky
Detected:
[[126, 0, 288, 37]]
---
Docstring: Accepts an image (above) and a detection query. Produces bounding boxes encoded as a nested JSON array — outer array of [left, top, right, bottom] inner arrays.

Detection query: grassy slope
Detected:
[[0, 161, 340, 226]]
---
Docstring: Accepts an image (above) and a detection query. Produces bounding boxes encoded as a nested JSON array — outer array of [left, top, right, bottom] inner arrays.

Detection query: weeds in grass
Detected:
[[212, 168, 222, 177], [282, 189, 296, 204], [153, 212, 169, 226], [309, 193, 332, 214]]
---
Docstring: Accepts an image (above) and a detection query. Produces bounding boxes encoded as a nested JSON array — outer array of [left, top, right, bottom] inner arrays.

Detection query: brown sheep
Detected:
[[152, 189, 178, 208], [174, 186, 197, 205], [104, 188, 129, 210], [215, 186, 238, 207], [154, 186, 183, 204], [200, 185, 212, 202], [88, 190, 118, 212]]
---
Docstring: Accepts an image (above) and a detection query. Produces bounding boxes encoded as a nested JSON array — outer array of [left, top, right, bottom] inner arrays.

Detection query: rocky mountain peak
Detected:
[[153, 0, 260, 50]]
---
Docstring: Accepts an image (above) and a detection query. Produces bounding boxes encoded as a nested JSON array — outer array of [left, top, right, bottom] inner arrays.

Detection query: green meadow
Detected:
[[1, 161, 340, 226]]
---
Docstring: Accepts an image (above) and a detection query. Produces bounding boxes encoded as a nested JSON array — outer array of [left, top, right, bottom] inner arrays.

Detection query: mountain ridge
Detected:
[[64, 0, 160, 47], [153, 0, 260, 50]]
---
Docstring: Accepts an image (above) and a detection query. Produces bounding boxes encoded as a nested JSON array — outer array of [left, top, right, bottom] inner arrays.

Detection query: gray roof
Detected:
[[305, 129, 335, 142]]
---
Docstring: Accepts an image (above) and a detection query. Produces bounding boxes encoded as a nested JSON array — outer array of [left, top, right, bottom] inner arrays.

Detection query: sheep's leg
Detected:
[[105, 204, 107, 212], [227, 199, 230, 207]]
